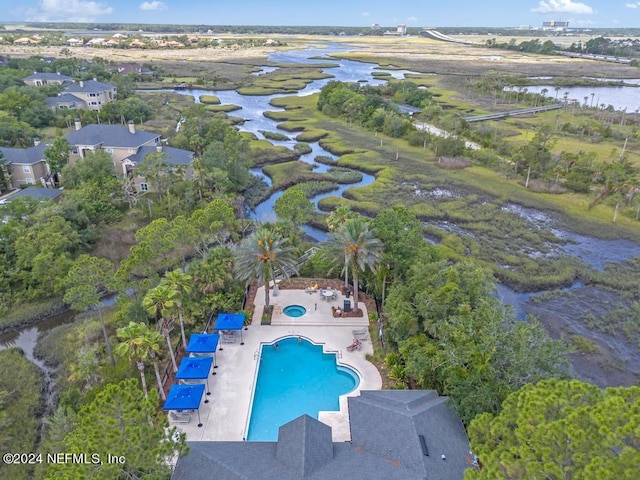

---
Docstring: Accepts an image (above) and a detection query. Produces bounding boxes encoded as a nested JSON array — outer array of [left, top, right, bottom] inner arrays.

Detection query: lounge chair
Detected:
[[169, 410, 193, 424], [346, 338, 361, 352], [352, 328, 368, 340]]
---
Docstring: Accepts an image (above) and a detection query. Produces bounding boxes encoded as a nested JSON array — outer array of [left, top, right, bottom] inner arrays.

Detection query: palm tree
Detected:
[[326, 206, 358, 288], [116, 322, 167, 400], [162, 269, 193, 350], [115, 322, 152, 398], [143, 284, 179, 372], [192, 247, 234, 296], [233, 224, 298, 309], [325, 218, 383, 313]]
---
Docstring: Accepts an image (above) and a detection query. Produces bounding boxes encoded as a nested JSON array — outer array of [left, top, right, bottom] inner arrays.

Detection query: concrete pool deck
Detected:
[[171, 287, 382, 442]]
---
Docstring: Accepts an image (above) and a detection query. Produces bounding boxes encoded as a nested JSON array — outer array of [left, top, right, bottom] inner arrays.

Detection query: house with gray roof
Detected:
[[172, 390, 475, 480], [62, 79, 116, 111], [45, 93, 86, 110], [0, 186, 63, 205], [65, 121, 193, 192], [0, 142, 50, 189], [23, 72, 73, 87]]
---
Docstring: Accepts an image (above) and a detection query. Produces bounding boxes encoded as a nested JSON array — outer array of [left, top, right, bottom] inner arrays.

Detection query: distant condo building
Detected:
[[542, 20, 569, 31], [383, 24, 407, 36]]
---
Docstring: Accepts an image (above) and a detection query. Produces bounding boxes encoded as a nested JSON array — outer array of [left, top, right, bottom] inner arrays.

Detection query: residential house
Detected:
[[163, 40, 185, 48], [62, 79, 116, 111], [23, 72, 73, 87], [128, 39, 147, 48], [172, 390, 474, 480], [86, 37, 106, 46], [66, 38, 84, 47], [13, 37, 37, 45], [0, 121, 193, 193], [104, 39, 120, 47], [0, 186, 63, 205], [0, 142, 50, 189], [111, 33, 128, 39], [45, 93, 86, 110], [65, 121, 194, 192]]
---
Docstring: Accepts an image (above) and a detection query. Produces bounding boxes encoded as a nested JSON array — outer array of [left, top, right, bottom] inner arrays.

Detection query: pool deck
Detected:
[[171, 287, 382, 443]]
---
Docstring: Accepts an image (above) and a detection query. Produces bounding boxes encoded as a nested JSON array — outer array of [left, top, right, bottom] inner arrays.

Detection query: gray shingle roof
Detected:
[[276, 415, 333, 477], [45, 93, 84, 105], [65, 79, 114, 93], [0, 144, 48, 165], [129, 146, 193, 166], [2, 187, 63, 203], [65, 124, 159, 148], [171, 391, 472, 480], [23, 72, 73, 82]]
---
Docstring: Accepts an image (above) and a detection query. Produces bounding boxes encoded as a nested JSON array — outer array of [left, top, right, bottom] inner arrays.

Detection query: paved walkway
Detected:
[[171, 287, 382, 442]]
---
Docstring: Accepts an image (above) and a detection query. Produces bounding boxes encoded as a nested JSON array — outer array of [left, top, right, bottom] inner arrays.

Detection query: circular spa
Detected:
[[282, 304, 307, 318], [247, 337, 359, 441]]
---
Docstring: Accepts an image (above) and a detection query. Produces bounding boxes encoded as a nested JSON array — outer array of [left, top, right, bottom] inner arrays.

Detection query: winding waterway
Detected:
[[161, 44, 411, 241]]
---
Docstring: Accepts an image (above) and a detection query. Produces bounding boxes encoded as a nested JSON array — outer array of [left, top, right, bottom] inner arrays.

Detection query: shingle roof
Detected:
[[65, 124, 158, 148], [171, 390, 472, 480], [129, 146, 193, 166], [23, 72, 73, 82], [276, 415, 333, 477], [45, 93, 84, 105], [0, 143, 48, 165], [349, 391, 471, 480], [1, 187, 63, 203], [65, 79, 114, 93]]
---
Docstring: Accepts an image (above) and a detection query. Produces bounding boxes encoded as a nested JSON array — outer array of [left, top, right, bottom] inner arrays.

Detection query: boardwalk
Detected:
[[463, 103, 563, 123]]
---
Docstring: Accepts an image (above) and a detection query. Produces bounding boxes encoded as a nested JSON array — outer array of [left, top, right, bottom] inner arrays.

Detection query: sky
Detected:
[[2, 0, 640, 28]]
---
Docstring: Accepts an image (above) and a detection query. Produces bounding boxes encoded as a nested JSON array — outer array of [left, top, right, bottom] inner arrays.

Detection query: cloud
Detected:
[[26, 0, 113, 22], [531, 0, 594, 14], [140, 1, 167, 11], [361, 11, 370, 17], [626, 2, 640, 7], [407, 16, 418, 22]]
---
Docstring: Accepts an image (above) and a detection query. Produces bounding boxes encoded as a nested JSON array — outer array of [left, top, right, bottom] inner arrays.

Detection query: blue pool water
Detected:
[[283, 304, 307, 317], [247, 337, 359, 441]]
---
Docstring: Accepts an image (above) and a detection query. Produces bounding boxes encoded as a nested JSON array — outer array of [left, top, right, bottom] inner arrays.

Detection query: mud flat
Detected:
[[524, 286, 640, 388]]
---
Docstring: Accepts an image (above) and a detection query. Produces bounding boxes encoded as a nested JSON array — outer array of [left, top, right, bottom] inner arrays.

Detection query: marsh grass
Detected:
[[206, 104, 242, 113], [199, 95, 220, 104], [258, 130, 290, 141], [257, 91, 640, 291]]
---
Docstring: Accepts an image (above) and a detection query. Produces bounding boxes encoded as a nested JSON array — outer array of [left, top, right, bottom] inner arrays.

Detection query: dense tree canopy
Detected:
[[44, 378, 187, 480], [466, 379, 640, 480], [385, 246, 569, 423]]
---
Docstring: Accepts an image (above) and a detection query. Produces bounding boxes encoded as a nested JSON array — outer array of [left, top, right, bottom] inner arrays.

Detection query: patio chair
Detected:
[[352, 328, 368, 340], [222, 330, 235, 343], [346, 338, 361, 352], [169, 410, 193, 424]]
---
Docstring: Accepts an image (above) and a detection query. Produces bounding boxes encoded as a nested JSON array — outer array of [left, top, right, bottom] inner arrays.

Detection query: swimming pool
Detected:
[[283, 304, 306, 317], [246, 337, 359, 441]]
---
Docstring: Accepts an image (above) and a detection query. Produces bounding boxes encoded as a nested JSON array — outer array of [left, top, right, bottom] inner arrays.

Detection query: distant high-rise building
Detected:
[[542, 20, 569, 31]]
